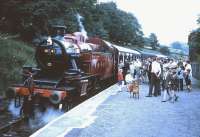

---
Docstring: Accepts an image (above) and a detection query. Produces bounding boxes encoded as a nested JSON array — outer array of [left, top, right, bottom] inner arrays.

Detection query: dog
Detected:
[[127, 80, 139, 99]]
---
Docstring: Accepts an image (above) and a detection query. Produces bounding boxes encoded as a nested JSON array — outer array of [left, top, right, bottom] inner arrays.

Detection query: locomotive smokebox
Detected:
[[35, 37, 80, 72]]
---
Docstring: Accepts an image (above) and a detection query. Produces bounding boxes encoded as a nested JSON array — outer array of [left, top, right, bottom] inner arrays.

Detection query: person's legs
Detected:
[[180, 79, 183, 91], [154, 76, 159, 96], [118, 80, 123, 92], [147, 72, 151, 85], [188, 79, 192, 92], [147, 73, 154, 97], [162, 89, 168, 102], [177, 79, 180, 91], [157, 78, 161, 96]]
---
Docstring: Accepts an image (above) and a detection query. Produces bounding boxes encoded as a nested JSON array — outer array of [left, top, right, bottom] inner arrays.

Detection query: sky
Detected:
[[99, 0, 200, 45]]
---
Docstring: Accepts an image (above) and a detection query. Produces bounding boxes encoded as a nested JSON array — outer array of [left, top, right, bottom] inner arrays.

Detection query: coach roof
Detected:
[[112, 45, 141, 55]]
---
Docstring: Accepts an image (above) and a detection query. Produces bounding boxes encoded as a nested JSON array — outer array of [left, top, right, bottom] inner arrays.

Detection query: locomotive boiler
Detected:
[[6, 26, 119, 115]]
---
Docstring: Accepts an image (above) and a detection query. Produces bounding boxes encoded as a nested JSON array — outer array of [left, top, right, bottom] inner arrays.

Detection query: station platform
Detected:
[[30, 83, 200, 137]]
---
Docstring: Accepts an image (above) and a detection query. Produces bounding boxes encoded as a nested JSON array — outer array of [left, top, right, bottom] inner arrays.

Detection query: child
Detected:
[[118, 69, 124, 91]]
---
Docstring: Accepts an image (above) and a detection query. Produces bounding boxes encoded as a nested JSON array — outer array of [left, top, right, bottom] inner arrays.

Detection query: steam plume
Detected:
[[76, 13, 88, 39]]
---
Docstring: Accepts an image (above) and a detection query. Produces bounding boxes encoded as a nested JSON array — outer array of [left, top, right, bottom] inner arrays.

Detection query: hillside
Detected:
[[0, 37, 35, 95], [171, 41, 189, 55]]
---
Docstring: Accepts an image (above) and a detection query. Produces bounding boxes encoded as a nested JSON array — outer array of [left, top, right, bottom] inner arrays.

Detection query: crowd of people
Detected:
[[117, 57, 193, 102]]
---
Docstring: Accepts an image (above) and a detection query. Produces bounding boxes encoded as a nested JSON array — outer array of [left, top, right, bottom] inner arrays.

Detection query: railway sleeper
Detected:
[[0, 117, 25, 134]]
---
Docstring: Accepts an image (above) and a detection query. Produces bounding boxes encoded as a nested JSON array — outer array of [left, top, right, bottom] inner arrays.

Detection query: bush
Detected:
[[0, 38, 35, 95]]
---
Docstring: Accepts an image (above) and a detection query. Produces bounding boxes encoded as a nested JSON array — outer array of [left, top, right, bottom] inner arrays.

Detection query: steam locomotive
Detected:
[[6, 26, 119, 115]]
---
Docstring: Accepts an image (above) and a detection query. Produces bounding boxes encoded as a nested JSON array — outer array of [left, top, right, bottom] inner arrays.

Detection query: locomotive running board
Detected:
[[33, 80, 58, 86]]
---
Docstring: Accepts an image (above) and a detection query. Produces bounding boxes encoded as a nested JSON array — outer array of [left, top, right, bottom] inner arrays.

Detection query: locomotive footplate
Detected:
[[6, 84, 72, 105]]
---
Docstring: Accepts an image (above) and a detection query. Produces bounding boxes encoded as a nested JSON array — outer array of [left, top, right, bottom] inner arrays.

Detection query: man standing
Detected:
[[122, 60, 129, 85], [147, 58, 152, 84], [147, 57, 161, 97], [130, 61, 136, 78], [184, 60, 192, 91]]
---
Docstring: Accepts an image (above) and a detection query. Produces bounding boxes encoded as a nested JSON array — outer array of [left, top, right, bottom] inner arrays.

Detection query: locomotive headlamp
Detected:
[[50, 49, 54, 54], [44, 49, 49, 53], [47, 62, 52, 67]]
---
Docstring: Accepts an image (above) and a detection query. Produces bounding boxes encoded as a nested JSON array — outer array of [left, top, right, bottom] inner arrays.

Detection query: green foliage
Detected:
[[0, 37, 35, 95], [148, 33, 159, 49], [171, 41, 182, 49], [0, 0, 145, 47], [188, 28, 200, 62], [170, 41, 189, 55], [159, 46, 170, 55], [0, 0, 72, 40], [93, 2, 144, 46]]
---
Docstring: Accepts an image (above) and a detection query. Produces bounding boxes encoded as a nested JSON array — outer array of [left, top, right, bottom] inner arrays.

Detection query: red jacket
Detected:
[[118, 71, 124, 81]]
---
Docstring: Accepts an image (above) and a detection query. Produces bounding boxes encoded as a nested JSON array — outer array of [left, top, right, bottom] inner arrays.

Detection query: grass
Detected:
[[0, 37, 35, 96]]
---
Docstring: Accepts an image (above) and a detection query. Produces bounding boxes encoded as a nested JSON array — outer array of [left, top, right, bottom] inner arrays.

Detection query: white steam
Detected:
[[8, 100, 21, 117], [40, 108, 64, 124], [76, 13, 88, 39], [8, 101, 64, 130], [29, 108, 64, 130]]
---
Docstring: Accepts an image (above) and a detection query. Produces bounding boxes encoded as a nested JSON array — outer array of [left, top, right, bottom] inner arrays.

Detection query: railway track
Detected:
[[0, 99, 26, 137], [0, 117, 25, 135]]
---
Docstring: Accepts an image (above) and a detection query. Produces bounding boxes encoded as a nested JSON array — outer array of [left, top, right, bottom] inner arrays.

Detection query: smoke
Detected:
[[28, 108, 64, 129], [8, 100, 21, 117], [76, 13, 88, 39], [8, 101, 64, 130], [39, 108, 64, 124]]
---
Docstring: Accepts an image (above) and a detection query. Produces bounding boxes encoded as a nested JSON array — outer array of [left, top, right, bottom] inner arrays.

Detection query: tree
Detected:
[[0, 0, 145, 46], [159, 46, 170, 55], [171, 41, 182, 49], [94, 2, 144, 47], [188, 28, 200, 61], [0, 0, 73, 40], [149, 33, 159, 49]]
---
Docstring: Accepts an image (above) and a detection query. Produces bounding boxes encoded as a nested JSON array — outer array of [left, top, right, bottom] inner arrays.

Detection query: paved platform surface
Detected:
[[31, 83, 200, 137]]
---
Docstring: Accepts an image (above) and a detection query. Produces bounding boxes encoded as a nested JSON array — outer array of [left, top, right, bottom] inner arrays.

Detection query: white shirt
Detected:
[[130, 63, 135, 74], [125, 74, 135, 83], [151, 61, 161, 76], [185, 63, 192, 77], [185, 63, 192, 71], [163, 63, 169, 80], [169, 62, 177, 68], [135, 60, 142, 69]]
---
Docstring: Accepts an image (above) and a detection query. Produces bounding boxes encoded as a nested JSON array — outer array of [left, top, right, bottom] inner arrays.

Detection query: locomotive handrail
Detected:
[[64, 75, 95, 81], [33, 80, 58, 85], [11, 84, 72, 91]]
